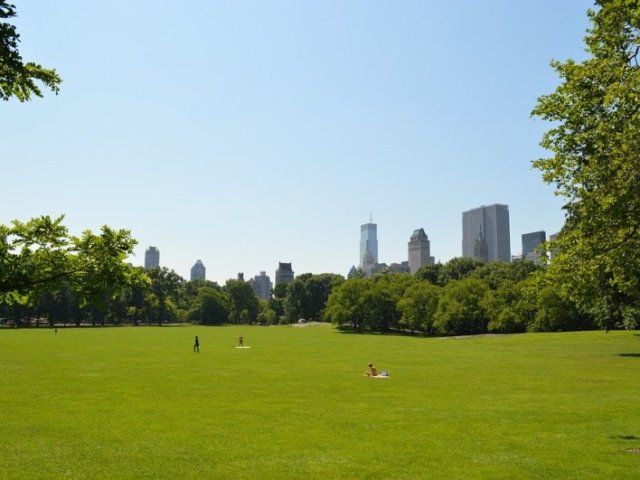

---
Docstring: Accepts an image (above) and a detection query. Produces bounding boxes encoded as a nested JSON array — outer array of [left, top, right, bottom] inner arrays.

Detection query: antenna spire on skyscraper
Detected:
[[370, 212, 373, 223]]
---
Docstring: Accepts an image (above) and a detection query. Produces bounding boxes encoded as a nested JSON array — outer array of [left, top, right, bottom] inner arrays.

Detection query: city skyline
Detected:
[[140, 208, 550, 282], [1, 1, 589, 284]]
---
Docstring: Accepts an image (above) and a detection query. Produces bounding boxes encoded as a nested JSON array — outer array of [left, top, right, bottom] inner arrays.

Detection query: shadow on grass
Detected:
[[334, 325, 430, 338], [612, 435, 640, 441], [618, 353, 640, 358]]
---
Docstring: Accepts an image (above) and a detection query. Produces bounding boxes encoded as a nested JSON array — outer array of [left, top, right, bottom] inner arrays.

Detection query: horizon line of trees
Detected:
[[0, 216, 346, 327], [324, 259, 605, 335], [2, 215, 638, 336]]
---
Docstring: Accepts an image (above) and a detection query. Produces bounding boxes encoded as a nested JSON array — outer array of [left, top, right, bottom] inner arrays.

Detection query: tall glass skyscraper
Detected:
[[360, 221, 378, 268], [522, 231, 546, 257], [522, 230, 546, 264], [462, 204, 511, 262], [144, 246, 160, 270]]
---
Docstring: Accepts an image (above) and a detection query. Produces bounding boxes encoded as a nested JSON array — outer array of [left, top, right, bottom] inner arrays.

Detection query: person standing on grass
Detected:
[[238, 334, 244, 347], [194, 336, 200, 353]]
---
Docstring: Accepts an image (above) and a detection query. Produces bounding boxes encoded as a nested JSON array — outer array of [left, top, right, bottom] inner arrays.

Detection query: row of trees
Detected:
[[0, 216, 345, 326], [1, 215, 637, 334], [324, 259, 602, 335], [1, 215, 137, 326]]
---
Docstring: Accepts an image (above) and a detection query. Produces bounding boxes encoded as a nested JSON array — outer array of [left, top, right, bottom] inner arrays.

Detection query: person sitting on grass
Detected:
[[365, 363, 378, 376], [365, 363, 390, 377]]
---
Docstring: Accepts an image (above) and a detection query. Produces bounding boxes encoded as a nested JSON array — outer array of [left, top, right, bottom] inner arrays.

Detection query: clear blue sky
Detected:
[[2, 1, 593, 284]]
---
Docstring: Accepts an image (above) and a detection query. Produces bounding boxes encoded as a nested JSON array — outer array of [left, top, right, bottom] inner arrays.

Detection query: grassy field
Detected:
[[0, 325, 639, 479]]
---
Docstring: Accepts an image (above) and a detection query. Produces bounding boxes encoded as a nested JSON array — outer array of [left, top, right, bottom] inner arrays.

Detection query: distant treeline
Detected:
[[0, 215, 343, 328], [1, 216, 638, 334], [326, 260, 597, 335]]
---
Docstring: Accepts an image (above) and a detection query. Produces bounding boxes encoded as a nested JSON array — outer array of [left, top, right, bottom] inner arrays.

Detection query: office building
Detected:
[[474, 229, 489, 263], [408, 228, 435, 274], [144, 246, 160, 270], [190, 260, 206, 281], [522, 230, 546, 265], [362, 249, 377, 277], [360, 220, 378, 268], [462, 204, 511, 262], [275, 262, 294, 286], [253, 271, 272, 299]]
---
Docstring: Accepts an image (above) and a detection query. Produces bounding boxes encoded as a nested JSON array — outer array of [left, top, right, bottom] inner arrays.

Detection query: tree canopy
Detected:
[[0, 216, 135, 304], [532, 0, 640, 329], [0, 1, 61, 101]]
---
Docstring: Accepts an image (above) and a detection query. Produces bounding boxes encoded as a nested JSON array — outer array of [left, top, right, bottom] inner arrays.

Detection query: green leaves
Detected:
[[0, 215, 137, 326], [225, 279, 260, 324], [72, 226, 137, 322], [0, 215, 72, 299], [0, 1, 62, 101], [532, 1, 640, 327]]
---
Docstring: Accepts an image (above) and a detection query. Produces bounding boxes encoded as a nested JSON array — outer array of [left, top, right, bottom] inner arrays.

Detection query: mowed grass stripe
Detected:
[[1, 326, 639, 479]]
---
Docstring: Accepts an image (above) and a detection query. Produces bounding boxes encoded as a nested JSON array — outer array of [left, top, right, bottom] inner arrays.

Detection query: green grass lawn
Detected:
[[1, 325, 639, 479]]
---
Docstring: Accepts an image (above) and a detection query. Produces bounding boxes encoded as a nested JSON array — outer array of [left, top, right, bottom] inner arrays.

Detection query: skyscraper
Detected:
[[190, 260, 206, 281], [408, 228, 435, 274], [252, 271, 272, 299], [473, 229, 489, 263], [275, 262, 294, 286], [362, 248, 377, 277], [462, 204, 511, 262], [360, 220, 378, 268], [522, 230, 546, 264], [144, 246, 159, 270]]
